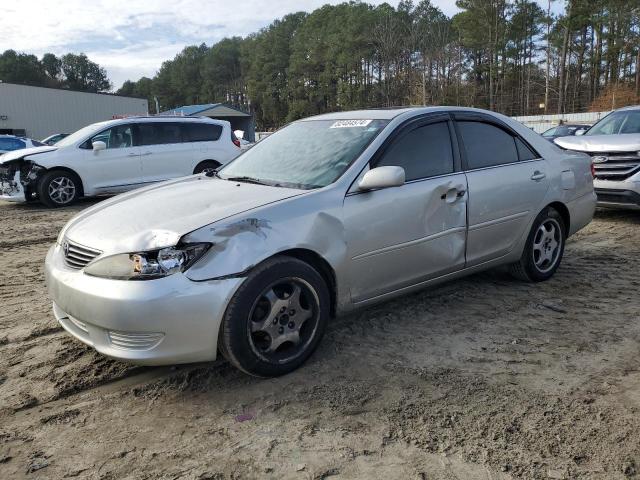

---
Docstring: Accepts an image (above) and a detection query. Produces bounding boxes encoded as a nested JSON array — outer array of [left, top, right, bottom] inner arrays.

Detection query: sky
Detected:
[[2, 1, 564, 90]]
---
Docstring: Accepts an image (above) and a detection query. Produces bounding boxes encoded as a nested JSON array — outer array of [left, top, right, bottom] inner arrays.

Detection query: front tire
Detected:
[[510, 207, 566, 282], [219, 256, 330, 377], [37, 170, 81, 208]]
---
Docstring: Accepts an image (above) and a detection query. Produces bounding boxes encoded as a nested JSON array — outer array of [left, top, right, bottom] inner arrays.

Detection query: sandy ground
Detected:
[[0, 199, 639, 480]]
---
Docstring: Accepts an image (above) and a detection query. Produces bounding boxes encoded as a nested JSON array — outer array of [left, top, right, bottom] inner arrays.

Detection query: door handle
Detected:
[[531, 171, 546, 181], [141, 152, 153, 156], [440, 188, 466, 202], [127, 153, 137, 157]]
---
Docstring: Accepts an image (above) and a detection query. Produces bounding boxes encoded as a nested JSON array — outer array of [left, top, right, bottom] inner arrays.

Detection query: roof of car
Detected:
[[302, 106, 505, 121], [304, 107, 422, 121]]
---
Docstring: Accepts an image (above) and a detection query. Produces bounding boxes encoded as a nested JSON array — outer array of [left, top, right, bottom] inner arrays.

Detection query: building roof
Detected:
[[162, 103, 250, 118], [0, 81, 146, 100]]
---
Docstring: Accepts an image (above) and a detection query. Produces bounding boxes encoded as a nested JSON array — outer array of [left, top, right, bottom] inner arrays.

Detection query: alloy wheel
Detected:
[[48, 176, 76, 205], [247, 277, 320, 363], [532, 218, 562, 273]]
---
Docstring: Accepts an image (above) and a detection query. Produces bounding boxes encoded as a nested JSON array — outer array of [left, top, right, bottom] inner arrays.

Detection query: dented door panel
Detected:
[[343, 173, 468, 303]]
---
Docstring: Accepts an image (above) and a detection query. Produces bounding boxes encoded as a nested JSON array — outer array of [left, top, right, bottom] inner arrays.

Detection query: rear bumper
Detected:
[[567, 191, 597, 236]]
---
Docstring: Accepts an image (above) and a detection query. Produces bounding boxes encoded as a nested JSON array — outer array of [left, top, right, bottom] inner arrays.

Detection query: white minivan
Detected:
[[0, 117, 241, 207]]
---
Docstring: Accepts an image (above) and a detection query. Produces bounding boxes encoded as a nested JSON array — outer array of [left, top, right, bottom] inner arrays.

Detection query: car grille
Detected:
[[62, 239, 102, 269], [590, 152, 640, 180]]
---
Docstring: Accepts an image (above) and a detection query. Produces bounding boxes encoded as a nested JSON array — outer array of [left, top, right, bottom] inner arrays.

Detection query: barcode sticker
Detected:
[[330, 120, 372, 128]]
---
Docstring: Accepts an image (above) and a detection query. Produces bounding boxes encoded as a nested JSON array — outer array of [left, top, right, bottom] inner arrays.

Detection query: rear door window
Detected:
[[184, 123, 222, 142], [458, 121, 519, 169], [515, 137, 538, 161]]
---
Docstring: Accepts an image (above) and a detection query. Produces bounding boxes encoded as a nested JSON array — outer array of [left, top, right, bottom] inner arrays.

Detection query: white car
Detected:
[[0, 117, 241, 207], [0, 135, 45, 154]]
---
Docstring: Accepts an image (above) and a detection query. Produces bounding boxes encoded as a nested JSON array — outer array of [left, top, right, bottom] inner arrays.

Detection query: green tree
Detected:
[[0, 50, 47, 85], [41, 53, 62, 81], [60, 53, 111, 92]]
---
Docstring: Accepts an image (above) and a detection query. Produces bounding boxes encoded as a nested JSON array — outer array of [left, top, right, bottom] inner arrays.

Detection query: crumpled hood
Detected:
[[62, 176, 304, 253], [0, 146, 57, 164], [554, 134, 640, 153]]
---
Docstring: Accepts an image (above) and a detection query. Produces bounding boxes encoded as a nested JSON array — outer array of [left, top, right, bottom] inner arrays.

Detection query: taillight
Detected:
[[233, 138, 241, 148], [591, 162, 596, 178]]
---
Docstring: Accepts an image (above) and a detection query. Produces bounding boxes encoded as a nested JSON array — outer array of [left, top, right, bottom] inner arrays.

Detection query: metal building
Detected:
[[0, 82, 148, 140], [162, 103, 255, 142]]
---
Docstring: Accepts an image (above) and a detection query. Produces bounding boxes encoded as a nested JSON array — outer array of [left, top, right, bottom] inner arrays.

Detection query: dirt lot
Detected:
[[0, 199, 639, 480]]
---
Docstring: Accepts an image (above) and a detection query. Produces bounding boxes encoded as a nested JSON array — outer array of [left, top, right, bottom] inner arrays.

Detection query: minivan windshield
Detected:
[[218, 119, 388, 189], [586, 110, 640, 136], [55, 123, 111, 147]]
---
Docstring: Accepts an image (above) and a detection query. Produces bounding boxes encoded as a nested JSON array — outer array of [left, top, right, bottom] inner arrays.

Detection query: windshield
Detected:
[[218, 119, 388, 189], [55, 122, 112, 147], [586, 110, 640, 136]]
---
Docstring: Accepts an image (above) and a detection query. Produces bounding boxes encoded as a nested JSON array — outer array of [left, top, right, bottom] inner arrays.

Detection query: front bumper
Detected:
[[594, 177, 640, 210], [0, 171, 26, 202], [45, 244, 244, 365]]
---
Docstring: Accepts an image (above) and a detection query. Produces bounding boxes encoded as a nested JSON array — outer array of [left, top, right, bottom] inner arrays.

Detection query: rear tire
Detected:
[[510, 207, 566, 282], [37, 170, 81, 208], [219, 256, 330, 377], [194, 160, 220, 176]]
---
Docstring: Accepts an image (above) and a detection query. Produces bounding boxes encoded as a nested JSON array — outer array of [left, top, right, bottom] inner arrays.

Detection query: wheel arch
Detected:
[[547, 201, 570, 236], [274, 248, 337, 319], [39, 166, 85, 196], [193, 159, 221, 174]]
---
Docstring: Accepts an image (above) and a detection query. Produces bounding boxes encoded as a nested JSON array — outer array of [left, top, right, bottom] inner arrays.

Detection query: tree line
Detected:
[[3, 1, 638, 129], [118, 0, 640, 130], [0, 50, 111, 93]]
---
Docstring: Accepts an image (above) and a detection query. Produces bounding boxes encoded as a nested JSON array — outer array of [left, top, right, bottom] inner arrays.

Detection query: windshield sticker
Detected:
[[330, 120, 372, 128]]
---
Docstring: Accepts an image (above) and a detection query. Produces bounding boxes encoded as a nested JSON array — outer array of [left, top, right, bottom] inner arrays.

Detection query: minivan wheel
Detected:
[[219, 256, 330, 377], [37, 170, 81, 208], [510, 207, 566, 282], [194, 160, 220, 176]]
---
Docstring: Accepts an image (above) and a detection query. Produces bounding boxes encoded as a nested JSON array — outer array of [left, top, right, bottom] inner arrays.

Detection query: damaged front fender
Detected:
[[181, 193, 347, 305]]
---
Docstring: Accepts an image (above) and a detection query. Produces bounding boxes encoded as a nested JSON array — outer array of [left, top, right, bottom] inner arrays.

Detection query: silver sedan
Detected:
[[45, 107, 596, 376]]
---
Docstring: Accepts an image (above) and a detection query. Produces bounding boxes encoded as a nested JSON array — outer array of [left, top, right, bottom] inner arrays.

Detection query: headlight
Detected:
[[84, 243, 210, 280]]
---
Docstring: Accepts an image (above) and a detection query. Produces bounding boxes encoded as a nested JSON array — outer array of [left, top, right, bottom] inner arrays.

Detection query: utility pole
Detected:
[[544, 0, 552, 115], [557, 1, 571, 115]]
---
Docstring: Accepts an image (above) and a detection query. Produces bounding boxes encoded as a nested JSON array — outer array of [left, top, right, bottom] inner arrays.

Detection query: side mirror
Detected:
[[92, 141, 107, 151], [575, 129, 586, 136], [358, 166, 405, 191]]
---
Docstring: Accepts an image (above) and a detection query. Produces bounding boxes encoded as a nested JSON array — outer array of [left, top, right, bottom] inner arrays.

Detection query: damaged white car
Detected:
[[45, 107, 596, 377], [0, 116, 240, 207]]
